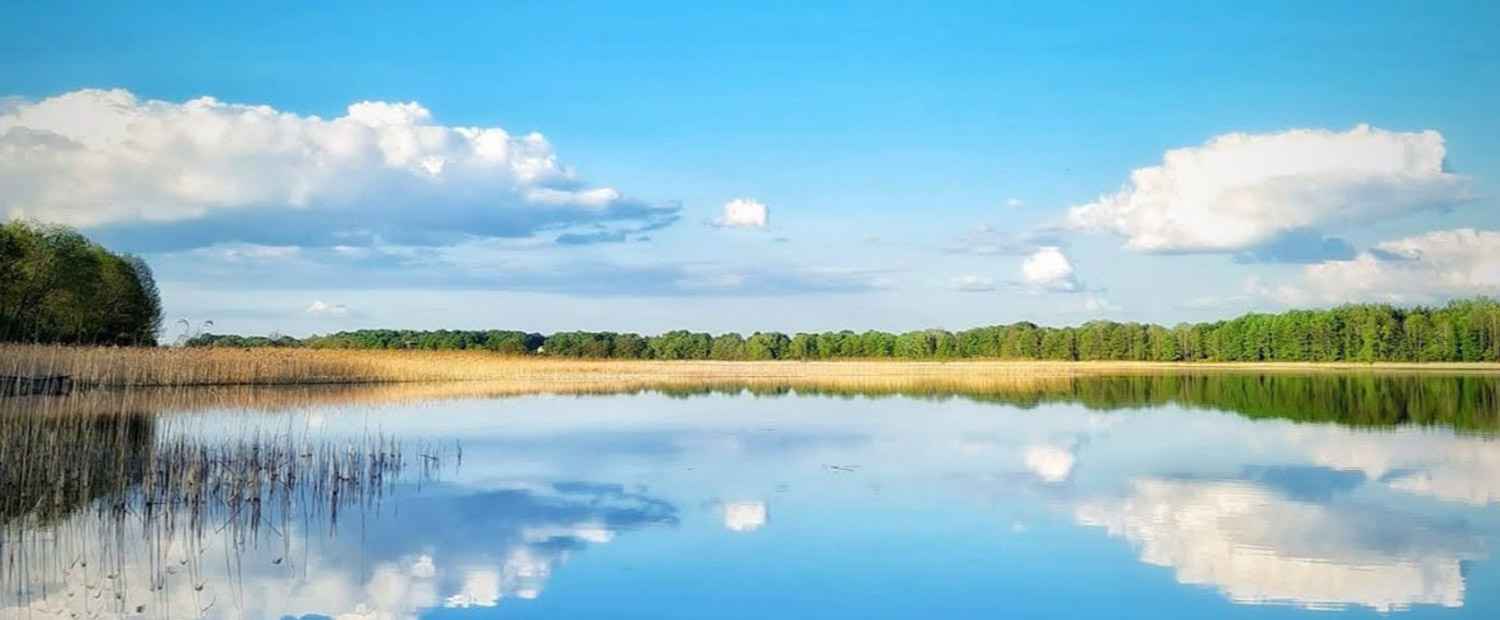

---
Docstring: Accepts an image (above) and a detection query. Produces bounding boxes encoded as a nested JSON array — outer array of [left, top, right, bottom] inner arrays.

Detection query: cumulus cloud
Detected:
[[715, 198, 769, 229], [1076, 478, 1479, 611], [1020, 246, 1080, 292], [1066, 125, 1472, 257], [1259, 228, 1500, 305], [1287, 424, 1500, 506], [0, 89, 678, 250]]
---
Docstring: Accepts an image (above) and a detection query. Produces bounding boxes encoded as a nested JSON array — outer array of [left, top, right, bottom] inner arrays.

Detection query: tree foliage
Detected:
[[0, 222, 162, 345], [186, 297, 1500, 363]]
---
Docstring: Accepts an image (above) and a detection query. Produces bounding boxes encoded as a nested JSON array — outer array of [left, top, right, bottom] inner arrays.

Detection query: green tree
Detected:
[[0, 222, 162, 345], [710, 333, 747, 360], [744, 331, 792, 360], [1040, 328, 1076, 360], [788, 333, 817, 360]]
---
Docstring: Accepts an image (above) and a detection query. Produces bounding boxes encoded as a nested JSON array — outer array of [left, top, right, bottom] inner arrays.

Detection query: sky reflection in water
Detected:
[[4, 388, 1500, 620]]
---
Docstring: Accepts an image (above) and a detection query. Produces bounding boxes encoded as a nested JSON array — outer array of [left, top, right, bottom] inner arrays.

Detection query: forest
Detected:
[[0, 221, 163, 345], [189, 297, 1500, 363]]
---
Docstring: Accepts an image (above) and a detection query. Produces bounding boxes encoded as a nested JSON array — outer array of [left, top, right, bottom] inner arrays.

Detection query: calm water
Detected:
[[3, 374, 1500, 619]]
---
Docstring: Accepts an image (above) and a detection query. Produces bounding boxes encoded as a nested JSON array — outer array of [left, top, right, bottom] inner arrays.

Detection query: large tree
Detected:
[[0, 222, 162, 345]]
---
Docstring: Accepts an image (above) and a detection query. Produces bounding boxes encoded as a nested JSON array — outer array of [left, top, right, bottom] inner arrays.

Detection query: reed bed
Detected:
[[0, 409, 455, 619], [5, 344, 1498, 390], [0, 413, 453, 529], [0, 375, 1086, 422]]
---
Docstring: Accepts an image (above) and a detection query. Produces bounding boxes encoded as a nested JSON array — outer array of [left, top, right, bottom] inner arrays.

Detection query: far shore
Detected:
[[4, 344, 1500, 389]]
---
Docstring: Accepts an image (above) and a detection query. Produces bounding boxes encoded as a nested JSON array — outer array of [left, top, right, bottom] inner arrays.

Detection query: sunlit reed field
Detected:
[[0, 377, 1080, 422], [6, 344, 1500, 390]]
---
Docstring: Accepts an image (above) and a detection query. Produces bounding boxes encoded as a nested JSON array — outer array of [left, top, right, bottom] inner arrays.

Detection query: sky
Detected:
[[1, 0, 1498, 338]]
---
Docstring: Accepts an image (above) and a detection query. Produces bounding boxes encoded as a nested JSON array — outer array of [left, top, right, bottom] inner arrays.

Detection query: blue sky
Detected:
[[2, 1, 1497, 336]]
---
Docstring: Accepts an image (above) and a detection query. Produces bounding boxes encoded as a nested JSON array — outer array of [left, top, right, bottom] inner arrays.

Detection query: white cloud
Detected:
[[715, 198, 769, 229], [442, 548, 552, 606], [1260, 228, 1500, 305], [1287, 426, 1500, 507], [1020, 246, 1079, 292], [721, 501, 769, 532], [944, 223, 1067, 256], [948, 275, 998, 292], [1005, 197, 1023, 209], [306, 300, 355, 318], [1083, 295, 1121, 313], [1024, 444, 1076, 484], [1076, 478, 1475, 611], [0, 89, 676, 248], [222, 243, 302, 263], [1066, 125, 1471, 253]]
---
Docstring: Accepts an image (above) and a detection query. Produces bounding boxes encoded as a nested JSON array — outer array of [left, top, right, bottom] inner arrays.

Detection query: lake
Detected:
[[3, 372, 1499, 619]]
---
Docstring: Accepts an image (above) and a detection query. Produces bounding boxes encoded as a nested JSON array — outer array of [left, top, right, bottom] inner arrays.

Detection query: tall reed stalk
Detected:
[[8, 344, 1495, 391], [0, 406, 456, 619]]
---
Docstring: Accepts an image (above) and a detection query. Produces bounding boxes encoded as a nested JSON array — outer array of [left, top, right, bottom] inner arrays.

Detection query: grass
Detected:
[[5, 344, 1500, 390]]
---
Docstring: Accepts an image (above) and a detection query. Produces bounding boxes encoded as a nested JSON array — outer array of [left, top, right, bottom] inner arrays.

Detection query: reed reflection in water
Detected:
[[0, 398, 458, 620]]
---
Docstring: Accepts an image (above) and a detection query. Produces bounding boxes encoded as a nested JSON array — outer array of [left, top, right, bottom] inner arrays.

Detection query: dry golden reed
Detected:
[[0, 374, 1091, 421], [3, 343, 1497, 391]]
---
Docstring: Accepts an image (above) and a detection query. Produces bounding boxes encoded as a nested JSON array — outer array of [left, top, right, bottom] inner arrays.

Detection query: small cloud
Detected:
[[1021, 247, 1080, 292], [221, 244, 301, 263], [1084, 295, 1121, 313], [1025, 444, 1076, 484], [305, 300, 355, 318], [1005, 197, 1024, 209], [721, 501, 768, 532], [1182, 294, 1250, 310], [949, 275, 999, 292], [1180, 279, 1272, 310], [715, 198, 769, 229]]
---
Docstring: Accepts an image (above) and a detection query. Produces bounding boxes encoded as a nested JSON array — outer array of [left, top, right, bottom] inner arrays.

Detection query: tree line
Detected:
[[0, 222, 163, 346], [188, 297, 1500, 363], [641, 373, 1500, 431]]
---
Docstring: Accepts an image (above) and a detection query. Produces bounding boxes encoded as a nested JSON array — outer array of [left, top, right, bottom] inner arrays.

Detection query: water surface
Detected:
[[3, 373, 1499, 619]]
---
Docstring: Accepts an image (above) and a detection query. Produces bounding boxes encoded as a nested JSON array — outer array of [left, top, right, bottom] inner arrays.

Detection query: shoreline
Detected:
[[4, 344, 1500, 388]]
